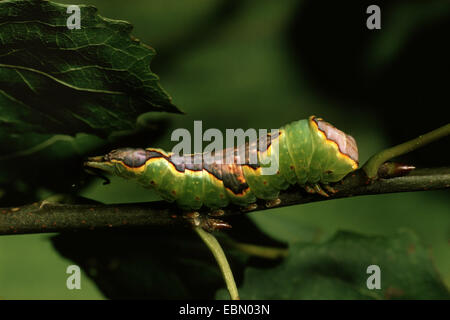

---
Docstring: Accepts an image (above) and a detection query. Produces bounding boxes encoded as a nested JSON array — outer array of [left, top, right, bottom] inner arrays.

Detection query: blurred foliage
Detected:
[[52, 229, 246, 299], [287, 0, 450, 168], [0, 0, 449, 299], [50, 215, 283, 299], [217, 230, 449, 299]]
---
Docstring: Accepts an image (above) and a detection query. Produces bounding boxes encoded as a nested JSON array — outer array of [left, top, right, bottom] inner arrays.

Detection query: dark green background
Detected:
[[0, 0, 448, 299]]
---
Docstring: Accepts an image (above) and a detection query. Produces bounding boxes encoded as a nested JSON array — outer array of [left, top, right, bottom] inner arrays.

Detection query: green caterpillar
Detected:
[[85, 116, 358, 212]]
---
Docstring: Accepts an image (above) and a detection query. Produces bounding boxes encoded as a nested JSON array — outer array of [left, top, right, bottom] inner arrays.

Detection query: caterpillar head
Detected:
[[84, 148, 149, 180]]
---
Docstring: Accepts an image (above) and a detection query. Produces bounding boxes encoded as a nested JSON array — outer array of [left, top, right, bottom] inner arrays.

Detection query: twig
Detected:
[[194, 227, 240, 300], [222, 238, 289, 259], [0, 167, 448, 235], [363, 123, 450, 179]]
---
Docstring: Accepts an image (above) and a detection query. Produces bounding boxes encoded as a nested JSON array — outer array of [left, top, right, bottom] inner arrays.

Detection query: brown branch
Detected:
[[1, 166, 448, 235]]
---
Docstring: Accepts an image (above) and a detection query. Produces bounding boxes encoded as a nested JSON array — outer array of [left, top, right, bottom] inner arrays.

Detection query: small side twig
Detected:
[[222, 238, 289, 260], [194, 227, 240, 300], [363, 123, 450, 179]]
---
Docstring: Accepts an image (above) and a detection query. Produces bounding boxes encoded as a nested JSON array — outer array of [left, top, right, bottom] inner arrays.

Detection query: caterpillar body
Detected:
[[85, 116, 358, 212]]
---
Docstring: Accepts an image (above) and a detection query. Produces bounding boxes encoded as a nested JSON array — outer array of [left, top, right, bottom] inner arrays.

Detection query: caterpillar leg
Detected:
[[182, 211, 201, 220], [240, 203, 258, 213], [321, 183, 338, 195], [265, 198, 281, 208], [303, 185, 316, 194], [208, 209, 225, 217], [303, 184, 330, 197], [312, 184, 330, 197]]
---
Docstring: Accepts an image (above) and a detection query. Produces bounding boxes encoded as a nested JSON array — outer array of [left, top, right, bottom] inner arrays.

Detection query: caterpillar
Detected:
[[85, 116, 358, 216]]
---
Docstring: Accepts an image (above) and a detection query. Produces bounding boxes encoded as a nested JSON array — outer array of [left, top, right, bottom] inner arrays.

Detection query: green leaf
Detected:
[[0, 0, 180, 157], [217, 230, 450, 299], [0, 0, 179, 200]]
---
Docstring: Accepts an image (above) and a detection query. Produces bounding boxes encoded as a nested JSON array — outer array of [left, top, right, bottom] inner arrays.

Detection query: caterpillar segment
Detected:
[[85, 116, 358, 230]]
